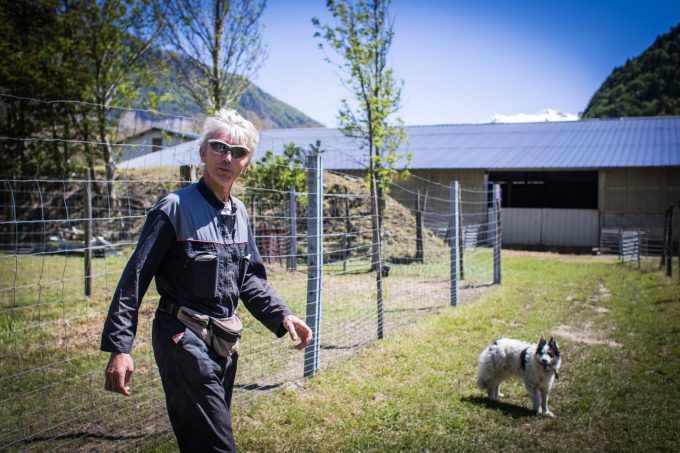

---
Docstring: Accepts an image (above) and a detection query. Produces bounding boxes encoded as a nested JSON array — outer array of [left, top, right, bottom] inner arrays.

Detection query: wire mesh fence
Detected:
[[0, 111, 502, 451], [599, 202, 679, 277]]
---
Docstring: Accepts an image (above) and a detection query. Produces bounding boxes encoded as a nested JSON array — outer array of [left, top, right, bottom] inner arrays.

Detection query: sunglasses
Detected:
[[208, 140, 250, 159]]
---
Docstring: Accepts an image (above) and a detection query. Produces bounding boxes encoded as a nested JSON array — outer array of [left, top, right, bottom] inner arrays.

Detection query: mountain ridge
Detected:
[[583, 22, 680, 118]]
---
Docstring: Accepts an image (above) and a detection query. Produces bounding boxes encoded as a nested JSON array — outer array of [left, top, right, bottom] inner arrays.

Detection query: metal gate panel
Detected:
[[503, 208, 542, 245], [503, 208, 598, 247], [541, 209, 599, 247]]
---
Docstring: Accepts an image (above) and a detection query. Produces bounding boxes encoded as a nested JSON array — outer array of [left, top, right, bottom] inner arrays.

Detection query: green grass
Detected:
[[4, 250, 680, 451], [220, 253, 680, 452]]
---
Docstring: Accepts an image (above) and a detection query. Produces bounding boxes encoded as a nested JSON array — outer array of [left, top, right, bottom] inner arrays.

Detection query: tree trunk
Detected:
[[97, 105, 116, 209]]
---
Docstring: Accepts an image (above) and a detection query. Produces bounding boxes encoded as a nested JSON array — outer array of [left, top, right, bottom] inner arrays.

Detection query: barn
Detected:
[[117, 127, 199, 162], [118, 116, 680, 250]]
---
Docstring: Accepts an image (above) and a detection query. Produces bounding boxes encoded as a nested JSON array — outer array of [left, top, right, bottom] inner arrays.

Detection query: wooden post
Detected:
[[84, 169, 93, 297], [287, 186, 297, 271], [179, 165, 195, 188], [343, 186, 352, 272], [415, 190, 423, 263], [668, 204, 674, 277], [250, 195, 257, 245], [660, 208, 669, 268]]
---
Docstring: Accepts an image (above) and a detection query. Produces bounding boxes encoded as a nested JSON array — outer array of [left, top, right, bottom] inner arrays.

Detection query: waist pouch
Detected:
[[175, 305, 243, 358]]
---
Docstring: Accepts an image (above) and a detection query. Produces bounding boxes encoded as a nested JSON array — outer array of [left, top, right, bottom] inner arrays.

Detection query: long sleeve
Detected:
[[100, 209, 176, 353], [239, 223, 292, 338]]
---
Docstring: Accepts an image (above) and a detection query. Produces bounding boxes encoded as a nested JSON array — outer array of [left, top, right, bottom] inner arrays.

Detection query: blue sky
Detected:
[[254, 0, 680, 126]]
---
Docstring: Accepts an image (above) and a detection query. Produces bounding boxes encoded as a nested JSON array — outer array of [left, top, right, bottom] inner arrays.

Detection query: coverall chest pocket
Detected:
[[185, 251, 218, 300]]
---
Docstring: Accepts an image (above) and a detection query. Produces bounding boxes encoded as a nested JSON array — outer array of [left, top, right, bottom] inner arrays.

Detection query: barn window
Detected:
[[152, 137, 163, 152], [488, 171, 598, 209]]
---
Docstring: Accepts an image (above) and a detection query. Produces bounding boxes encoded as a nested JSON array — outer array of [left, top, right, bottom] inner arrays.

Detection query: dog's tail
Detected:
[[476, 348, 491, 391]]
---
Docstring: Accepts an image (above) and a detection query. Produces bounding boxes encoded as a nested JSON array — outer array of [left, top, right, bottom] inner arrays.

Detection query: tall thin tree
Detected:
[[164, 0, 267, 114], [313, 0, 408, 272]]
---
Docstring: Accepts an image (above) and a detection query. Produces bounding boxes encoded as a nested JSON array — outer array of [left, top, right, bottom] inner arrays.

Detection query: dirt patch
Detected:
[[553, 323, 622, 348], [597, 283, 612, 298]]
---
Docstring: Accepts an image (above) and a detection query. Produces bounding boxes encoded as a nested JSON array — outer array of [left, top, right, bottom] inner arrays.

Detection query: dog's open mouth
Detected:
[[542, 364, 552, 372]]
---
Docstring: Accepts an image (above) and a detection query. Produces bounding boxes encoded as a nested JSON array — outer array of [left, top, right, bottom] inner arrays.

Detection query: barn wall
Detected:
[[600, 167, 680, 239], [341, 166, 680, 249], [118, 131, 190, 162], [601, 167, 680, 213]]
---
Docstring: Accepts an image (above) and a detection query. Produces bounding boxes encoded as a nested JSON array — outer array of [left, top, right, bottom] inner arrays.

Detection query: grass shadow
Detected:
[[235, 383, 283, 391], [653, 298, 679, 305], [461, 395, 535, 419], [20, 431, 149, 444]]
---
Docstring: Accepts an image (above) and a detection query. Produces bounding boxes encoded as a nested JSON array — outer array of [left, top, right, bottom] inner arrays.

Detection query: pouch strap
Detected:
[[158, 298, 181, 317]]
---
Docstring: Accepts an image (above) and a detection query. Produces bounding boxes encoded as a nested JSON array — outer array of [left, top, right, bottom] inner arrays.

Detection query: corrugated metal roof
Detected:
[[118, 116, 680, 170]]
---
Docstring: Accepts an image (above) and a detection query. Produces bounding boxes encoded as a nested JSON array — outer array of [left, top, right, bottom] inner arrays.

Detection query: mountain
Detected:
[[582, 23, 680, 118], [237, 83, 323, 130], [127, 52, 323, 133]]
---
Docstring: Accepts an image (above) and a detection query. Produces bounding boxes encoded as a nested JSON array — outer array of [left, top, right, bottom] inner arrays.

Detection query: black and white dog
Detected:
[[476, 336, 561, 417]]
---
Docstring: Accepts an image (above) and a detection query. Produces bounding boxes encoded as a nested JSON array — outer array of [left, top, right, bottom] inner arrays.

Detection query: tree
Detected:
[[240, 142, 308, 199], [313, 0, 408, 273], [69, 0, 166, 188], [164, 0, 267, 114], [583, 23, 680, 118], [0, 0, 90, 176]]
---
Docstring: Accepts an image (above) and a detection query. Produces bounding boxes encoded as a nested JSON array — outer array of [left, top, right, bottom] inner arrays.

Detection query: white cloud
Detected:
[[480, 109, 579, 124]]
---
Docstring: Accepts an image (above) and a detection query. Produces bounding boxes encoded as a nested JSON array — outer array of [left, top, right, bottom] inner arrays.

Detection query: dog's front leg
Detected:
[[539, 389, 554, 417], [525, 383, 541, 414]]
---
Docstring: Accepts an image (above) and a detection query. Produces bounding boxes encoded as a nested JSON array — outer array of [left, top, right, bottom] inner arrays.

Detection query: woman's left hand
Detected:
[[282, 315, 313, 350]]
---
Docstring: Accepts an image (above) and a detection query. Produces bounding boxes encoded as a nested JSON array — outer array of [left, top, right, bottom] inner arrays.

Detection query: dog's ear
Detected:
[[549, 336, 560, 356], [537, 336, 547, 349]]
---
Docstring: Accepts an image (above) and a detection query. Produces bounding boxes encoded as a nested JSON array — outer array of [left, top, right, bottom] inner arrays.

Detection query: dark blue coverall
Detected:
[[101, 178, 292, 452]]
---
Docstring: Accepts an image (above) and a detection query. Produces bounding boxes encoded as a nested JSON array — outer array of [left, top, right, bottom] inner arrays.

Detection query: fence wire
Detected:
[[0, 106, 501, 451]]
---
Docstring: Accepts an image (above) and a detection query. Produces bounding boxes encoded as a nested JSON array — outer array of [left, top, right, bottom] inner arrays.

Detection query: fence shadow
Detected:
[[460, 395, 535, 419], [235, 383, 283, 392]]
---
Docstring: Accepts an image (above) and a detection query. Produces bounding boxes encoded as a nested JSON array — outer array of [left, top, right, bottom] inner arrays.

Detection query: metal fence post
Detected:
[[493, 183, 502, 284], [304, 153, 323, 377], [458, 188, 464, 280], [84, 169, 93, 297], [450, 181, 460, 306], [288, 186, 297, 271], [372, 175, 384, 339]]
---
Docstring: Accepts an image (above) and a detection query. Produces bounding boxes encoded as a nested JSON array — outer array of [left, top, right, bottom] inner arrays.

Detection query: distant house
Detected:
[[118, 116, 680, 249], [117, 127, 199, 163]]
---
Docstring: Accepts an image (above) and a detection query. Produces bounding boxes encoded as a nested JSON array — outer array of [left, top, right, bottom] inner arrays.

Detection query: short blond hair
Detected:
[[202, 109, 259, 159]]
